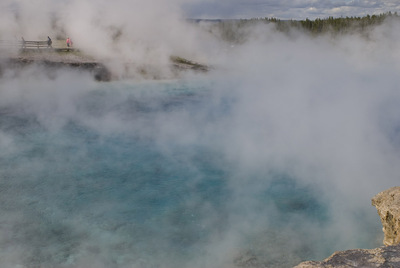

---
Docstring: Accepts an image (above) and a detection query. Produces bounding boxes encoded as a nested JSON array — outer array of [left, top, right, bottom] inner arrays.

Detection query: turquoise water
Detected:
[[0, 76, 381, 268]]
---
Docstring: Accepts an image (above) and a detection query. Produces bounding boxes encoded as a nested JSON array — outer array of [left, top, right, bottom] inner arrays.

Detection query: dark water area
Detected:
[[0, 76, 381, 268]]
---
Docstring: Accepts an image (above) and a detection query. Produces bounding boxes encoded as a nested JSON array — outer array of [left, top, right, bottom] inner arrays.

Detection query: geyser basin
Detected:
[[0, 70, 384, 267]]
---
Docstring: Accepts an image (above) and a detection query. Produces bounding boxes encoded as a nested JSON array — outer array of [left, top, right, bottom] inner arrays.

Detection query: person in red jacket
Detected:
[[66, 37, 72, 47]]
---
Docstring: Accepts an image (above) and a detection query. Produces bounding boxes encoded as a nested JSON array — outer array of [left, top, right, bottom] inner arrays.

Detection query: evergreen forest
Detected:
[[204, 12, 399, 43]]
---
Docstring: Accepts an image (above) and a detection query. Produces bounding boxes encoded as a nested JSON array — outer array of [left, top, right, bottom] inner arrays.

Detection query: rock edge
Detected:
[[294, 187, 400, 268]]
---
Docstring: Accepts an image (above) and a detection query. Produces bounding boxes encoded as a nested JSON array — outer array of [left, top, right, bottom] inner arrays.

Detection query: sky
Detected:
[[2, 0, 400, 21], [183, 0, 400, 19]]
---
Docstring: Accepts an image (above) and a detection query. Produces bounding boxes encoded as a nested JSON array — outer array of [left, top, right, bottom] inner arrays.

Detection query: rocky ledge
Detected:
[[0, 52, 209, 82], [295, 245, 400, 268], [295, 187, 400, 268], [372, 186, 400, 246]]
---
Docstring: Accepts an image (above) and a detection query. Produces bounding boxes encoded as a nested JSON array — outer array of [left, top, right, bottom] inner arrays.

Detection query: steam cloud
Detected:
[[1, 1, 400, 268], [1, 0, 221, 77]]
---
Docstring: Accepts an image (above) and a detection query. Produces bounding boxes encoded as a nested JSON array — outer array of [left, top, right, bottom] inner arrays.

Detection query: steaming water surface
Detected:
[[3, 1, 400, 266], [0, 70, 387, 267]]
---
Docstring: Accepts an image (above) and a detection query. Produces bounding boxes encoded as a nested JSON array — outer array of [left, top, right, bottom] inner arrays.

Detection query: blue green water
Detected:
[[0, 77, 380, 267]]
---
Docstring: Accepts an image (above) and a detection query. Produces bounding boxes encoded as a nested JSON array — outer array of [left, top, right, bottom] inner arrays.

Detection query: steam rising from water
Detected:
[[1, 2, 400, 267], [1, 0, 222, 76]]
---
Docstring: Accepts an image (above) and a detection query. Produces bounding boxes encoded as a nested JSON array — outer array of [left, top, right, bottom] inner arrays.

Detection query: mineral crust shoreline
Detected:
[[2, 57, 112, 81], [0, 52, 209, 82]]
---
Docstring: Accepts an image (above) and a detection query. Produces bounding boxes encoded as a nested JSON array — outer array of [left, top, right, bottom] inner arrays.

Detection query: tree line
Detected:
[[269, 12, 398, 34], [206, 12, 399, 43]]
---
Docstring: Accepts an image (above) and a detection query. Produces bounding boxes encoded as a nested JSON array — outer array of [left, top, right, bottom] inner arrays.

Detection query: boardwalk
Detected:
[[0, 38, 77, 52]]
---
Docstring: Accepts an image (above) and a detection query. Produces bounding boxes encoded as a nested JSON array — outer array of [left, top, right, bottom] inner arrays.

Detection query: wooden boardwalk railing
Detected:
[[0, 39, 76, 52], [21, 40, 51, 49]]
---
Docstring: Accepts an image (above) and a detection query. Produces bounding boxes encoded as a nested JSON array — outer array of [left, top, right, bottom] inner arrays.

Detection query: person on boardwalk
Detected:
[[21, 37, 26, 49], [66, 37, 72, 48], [47, 36, 52, 48]]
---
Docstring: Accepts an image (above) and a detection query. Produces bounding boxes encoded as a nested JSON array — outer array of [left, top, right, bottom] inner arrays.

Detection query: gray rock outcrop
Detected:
[[371, 186, 400, 246], [294, 245, 400, 268], [294, 187, 400, 268]]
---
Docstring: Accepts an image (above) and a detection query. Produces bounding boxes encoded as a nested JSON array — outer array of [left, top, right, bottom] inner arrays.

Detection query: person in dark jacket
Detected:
[[47, 36, 52, 47]]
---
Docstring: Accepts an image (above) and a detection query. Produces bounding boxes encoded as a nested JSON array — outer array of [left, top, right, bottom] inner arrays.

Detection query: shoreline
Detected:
[[0, 50, 209, 82], [2, 56, 112, 81]]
